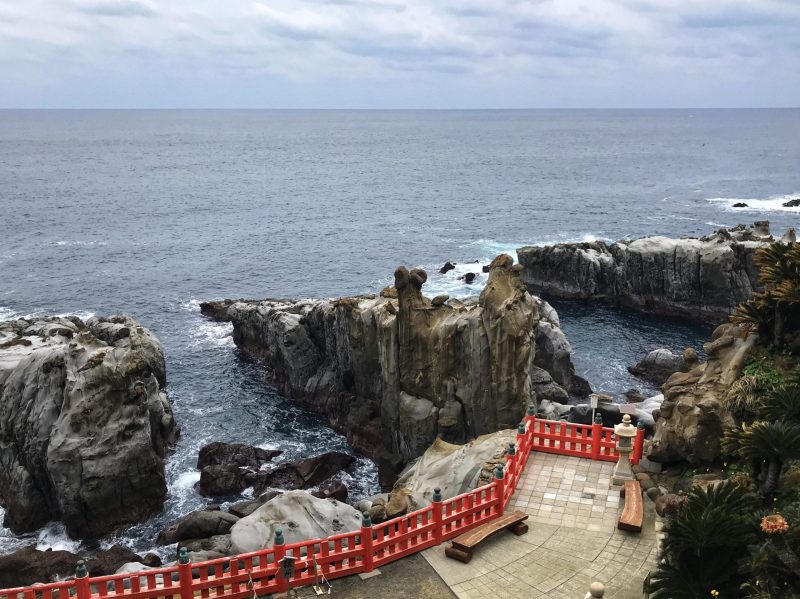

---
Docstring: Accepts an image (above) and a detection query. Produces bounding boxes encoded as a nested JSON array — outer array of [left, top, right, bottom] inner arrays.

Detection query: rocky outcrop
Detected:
[[0, 547, 79, 587], [201, 255, 581, 484], [628, 348, 698, 385], [230, 491, 362, 554], [392, 430, 516, 502], [0, 315, 178, 538], [517, 223, 785, 322], [157, 508, 239, 545], [648, 323, 757, 464], [196, 442, 282, 496]]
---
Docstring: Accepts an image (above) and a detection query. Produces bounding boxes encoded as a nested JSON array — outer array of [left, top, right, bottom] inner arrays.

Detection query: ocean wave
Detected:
[[707, 193, 800, 214], [47, 240, 107, 247]]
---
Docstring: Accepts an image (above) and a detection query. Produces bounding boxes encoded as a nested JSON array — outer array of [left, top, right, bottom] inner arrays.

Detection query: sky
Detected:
[[0, 0, 799, 108]]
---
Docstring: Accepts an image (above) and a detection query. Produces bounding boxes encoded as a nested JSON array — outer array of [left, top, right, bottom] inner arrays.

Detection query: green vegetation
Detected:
[[652, 241, 800, 598], [731, 241, 800, 350]]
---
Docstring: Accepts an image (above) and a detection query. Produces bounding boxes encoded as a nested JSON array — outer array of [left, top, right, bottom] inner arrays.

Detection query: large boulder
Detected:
[[157, 509, 239, 545], [0, 547, 79, 587], [392, 430, 516, 501], [648, 323, 757, 464], [201, 256, 558, 484], [628, 348, 692, 385], [517, 223, 781, 322], [0, 315, 178, 538], [230, 491, 362, 554], [251, 451, 355, 495], [86, 545, 143, 576], [197, 442, 281, 469], [532, 298, 591, 397]]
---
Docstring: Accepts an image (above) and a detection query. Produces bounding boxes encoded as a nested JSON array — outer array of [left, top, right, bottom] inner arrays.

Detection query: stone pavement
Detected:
[[422, 453, 658, 598]]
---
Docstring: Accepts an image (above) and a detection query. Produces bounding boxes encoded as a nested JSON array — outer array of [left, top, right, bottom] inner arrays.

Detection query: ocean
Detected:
[[1, 109, 798, 557]]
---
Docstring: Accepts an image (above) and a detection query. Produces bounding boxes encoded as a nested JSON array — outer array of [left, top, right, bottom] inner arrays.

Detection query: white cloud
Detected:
[[0, 0, 797, 107]]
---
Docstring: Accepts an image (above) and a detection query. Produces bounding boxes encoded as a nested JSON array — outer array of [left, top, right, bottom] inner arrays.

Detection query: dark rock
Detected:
[[431, 294, 449, 307], [0, 547, 79, 587], [482, 265, 490, 273], [197, 442, 281, 469], [157, 510, 239, 545], [198, 465, 253, 496], [732, 202, 749, 208], [86, 545, 142, 576], [439, 262, 456, 274], [252, 452, 355, 495], [227, 491, 282, 518], [461, 272, 477, 284], [655, 494, 686, 518], [628, 349, 690, 385], [624, 389, 647, 403], [782, 198, 800, 208], [142, 554, 162, 568], [311, 481, 348, 502]]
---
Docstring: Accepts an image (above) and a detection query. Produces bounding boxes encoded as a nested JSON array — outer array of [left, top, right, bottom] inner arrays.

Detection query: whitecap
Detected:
[[187, 320, 234, 349], [0, 306, 18, 321], [707, 193, 800, 214], [35, 521, 82, 553], [171, 470, 201, 492]]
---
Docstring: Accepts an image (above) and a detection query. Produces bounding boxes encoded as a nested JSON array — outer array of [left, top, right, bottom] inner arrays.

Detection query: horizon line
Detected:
[[2, 106, 800, 111]]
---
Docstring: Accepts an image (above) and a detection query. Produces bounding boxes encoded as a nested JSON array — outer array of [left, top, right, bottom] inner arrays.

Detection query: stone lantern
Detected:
[[612, 414, 636, 485]]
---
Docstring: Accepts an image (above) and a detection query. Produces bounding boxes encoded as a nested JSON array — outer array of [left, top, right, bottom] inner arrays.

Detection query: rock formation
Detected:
[[0, 315, 178, 538], [628, 348, 698, 385], [648, 323, 757, 464], [230, 491, 362, 554], [201, 255, 581, 484], [517, 223, 790, 322]]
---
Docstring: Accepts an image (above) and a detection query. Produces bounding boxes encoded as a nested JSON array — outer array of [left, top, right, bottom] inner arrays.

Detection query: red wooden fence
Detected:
[[0, 412, 645, 599]]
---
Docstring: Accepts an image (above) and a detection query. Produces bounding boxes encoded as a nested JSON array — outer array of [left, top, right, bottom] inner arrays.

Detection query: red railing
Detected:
[[0, 413, 644, 599]]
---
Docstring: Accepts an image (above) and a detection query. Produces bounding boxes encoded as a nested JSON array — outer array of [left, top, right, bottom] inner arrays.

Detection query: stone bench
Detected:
[[444, 511, 529, 563]]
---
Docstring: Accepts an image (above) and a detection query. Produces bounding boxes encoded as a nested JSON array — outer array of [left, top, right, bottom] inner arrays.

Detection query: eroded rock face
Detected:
[[201, 255, 575, 483], [648, 323, 757, 464], [392, 430, 516, 502], [0, 315, 178, 538], [517, 223, 781, 322]]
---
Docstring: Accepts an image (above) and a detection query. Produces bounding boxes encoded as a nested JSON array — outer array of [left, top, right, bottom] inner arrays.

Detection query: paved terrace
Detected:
[[422, 453, 658, 599]]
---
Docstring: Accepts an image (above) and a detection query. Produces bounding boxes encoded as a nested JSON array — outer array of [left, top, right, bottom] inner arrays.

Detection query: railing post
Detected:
[[178, 547, 193, 599], [75, 560, 90, 599], [591, 413, 603, 460], [274, 527, 288, 593], [493, 465, 505, 516], [517, 421, 527, 452], [432, 487, 443, 545], [632, 421, 645, 465], [361, 513, 374, 573]]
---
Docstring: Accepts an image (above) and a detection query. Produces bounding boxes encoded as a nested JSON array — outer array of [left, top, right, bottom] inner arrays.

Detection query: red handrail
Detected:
[[0, 415, 643, 599]]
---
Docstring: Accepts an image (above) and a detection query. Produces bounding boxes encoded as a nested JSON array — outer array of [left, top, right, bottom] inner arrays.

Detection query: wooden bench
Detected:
[[445, 511, 529, 563], [618, 479, 643, 532]]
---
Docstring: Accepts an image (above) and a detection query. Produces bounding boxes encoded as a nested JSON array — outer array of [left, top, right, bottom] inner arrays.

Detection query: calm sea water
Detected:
[[1, 109, 799, 556]]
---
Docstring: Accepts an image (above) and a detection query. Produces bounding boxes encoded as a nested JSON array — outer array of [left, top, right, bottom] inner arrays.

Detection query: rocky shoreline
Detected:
[[517, 222, 795, 322], [201, 255, 589, 486]]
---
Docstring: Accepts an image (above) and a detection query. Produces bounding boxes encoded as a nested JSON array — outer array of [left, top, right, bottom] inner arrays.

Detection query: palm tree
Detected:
[[723, 421, 800, 497], [649, 482, 759, 598], [732, 241, 800, 348], [760, 384, 800, 424]]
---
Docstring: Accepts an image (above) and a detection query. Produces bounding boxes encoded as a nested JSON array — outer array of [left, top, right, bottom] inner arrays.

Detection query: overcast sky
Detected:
[[1, 0, 798, 108]]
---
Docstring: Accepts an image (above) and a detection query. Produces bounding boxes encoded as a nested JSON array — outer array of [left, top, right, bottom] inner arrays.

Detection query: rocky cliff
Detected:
[[0, 315, 178, 538], [517, 222, 795, 322], [647, 323, 757, 464], [202, 255, 583, 484]]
